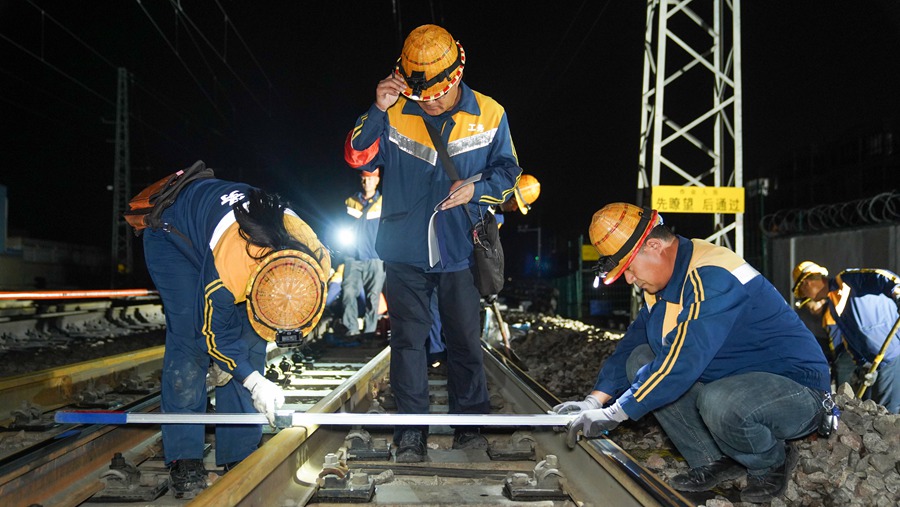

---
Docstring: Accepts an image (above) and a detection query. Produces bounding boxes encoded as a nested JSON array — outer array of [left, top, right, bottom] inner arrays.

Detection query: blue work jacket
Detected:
[[595, 237, 831, 420], [344, 82, 521, 271], [823, 269, 900, 365]]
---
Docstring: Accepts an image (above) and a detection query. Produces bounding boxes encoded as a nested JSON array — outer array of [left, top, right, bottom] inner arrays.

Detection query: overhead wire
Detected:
[[134, 0, 229, 124], [171, 0, 272, 116], [16, 1, 232, 149]]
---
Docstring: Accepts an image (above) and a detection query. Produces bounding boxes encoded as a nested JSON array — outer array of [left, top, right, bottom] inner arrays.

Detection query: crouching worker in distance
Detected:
[[133, 162, 330, 498], [552, 203, 832, 504]]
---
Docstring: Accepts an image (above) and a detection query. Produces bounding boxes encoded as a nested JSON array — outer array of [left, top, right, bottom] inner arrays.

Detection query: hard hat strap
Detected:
[[515, 186, 531, 211], [594, 207, 654, 277], [396, 46, 463, 98]]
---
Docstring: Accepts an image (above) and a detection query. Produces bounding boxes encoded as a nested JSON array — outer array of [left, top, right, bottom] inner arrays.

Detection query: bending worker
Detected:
[[792, 261, 900, 413], [553, 203, 831, 504], [340, 166, 386, 335], [344, 24, 521, 462], [139, 165, 330, 497]]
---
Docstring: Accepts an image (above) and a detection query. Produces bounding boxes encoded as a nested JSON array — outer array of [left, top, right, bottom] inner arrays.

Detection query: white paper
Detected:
[[427, 173, 482, 267]]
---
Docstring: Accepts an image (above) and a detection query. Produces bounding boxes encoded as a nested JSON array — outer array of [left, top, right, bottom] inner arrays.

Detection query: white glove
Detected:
[[242, 371, 285, 426], [566, 400, 630, 448], [552, 395, 602, 415]]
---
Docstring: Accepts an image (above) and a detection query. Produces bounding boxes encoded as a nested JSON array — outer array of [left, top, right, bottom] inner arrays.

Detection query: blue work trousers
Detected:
[[626, 344, 821, 474], [864, 357, 900, 414], [341, 259, 386, 334], [384, 262, 489, 440], [144, 227, 265, 466]]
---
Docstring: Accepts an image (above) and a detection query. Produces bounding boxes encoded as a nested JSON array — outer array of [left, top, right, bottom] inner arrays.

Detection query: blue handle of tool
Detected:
[[55, 411, 129, 424]]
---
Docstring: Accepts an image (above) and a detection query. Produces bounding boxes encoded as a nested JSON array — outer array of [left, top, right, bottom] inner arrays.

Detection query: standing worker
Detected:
[[344, 24, 522, 462], [340, 167, 386, 335], [137, 166, 330, 497], [792, 261, 900, 413], [553, 203, 831, 504]]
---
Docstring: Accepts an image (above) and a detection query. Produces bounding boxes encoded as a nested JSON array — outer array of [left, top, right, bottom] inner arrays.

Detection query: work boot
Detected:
[[395, 429, 427, 463], [740, 443, 799, 503], [670, 456, 745, 492], [168, 459, 210, 499], [452, 428, 488, 450]]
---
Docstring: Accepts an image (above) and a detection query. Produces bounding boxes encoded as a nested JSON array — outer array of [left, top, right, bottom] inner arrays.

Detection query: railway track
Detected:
[[0, 296, 697, 507]]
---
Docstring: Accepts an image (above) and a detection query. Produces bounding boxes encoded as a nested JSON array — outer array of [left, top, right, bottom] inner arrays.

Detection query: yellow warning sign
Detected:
[[651, 186, 745, 214]]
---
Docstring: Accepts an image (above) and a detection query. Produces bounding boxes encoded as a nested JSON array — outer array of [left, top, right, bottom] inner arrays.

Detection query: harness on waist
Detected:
[[124, 160, 215, 236]]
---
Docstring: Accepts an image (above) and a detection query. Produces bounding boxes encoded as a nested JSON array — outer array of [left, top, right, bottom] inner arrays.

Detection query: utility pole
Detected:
[[110, 67, 132, 287], [637, 0, 744, 255]]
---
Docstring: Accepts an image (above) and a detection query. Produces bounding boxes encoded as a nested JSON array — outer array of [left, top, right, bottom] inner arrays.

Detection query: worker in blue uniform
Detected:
[[553, 203, 831, 504], [344, 24, 521, 462], [139, 171, 330, 497], [340, 166, 386, 335], [793, 261, 900, 413]]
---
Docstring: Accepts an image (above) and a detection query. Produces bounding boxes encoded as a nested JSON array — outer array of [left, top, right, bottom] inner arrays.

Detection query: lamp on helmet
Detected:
[[513, 174, 541, 215], [394, 25, 465, 101], [589, 203, 662, 285], [246, 249, 326, 347], [791, 261, 828, 298]]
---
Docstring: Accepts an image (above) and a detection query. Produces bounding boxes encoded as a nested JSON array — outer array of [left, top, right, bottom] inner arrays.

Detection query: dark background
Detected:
[[2, 1, 899, 284]]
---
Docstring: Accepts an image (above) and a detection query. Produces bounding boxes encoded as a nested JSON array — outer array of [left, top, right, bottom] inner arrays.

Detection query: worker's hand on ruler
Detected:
[[565, 401, 629, 448], [243, 371, 285, 426], [552, 395, 601, 415]]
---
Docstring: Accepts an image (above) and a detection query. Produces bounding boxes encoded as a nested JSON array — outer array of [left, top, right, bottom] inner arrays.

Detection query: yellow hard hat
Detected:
[[513, 174, 541, 215], [791, 261, 828, 298], [589, 203, 662, 285], [246, 249, 326, 346], [394, 25, 465, 101]]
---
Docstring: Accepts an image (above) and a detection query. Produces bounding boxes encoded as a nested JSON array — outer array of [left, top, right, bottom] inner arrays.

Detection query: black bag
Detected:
[[424, 120, 505, 296], [471, 210, 504, 297]]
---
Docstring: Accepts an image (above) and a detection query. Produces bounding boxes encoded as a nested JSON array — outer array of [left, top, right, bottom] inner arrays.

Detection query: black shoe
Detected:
[[395, 429, 427, 463], [169, 459, 209, 498], [222, 461, 241, 474], [670, 456, 745, 492], [740, 443, 799, 503], [452, 428, 488, 450]]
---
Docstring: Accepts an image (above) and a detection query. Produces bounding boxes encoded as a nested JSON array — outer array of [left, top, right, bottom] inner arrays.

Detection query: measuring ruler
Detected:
[[56, 410, 575, 428]]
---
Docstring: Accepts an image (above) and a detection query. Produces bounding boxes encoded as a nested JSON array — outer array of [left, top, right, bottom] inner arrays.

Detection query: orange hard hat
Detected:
[[394, 25, 465, 101], [791, 261, 828, 298], [513, 174, 541, 215], [246, 249, 327, 346], [589, 203, 662, 285]]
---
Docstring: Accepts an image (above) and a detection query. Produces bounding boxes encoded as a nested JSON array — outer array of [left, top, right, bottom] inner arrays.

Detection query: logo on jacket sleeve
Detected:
[[220, 190, 246, 207]]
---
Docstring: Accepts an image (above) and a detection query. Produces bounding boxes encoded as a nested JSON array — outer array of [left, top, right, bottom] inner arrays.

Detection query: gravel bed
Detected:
[[507, 311, 900, 507]]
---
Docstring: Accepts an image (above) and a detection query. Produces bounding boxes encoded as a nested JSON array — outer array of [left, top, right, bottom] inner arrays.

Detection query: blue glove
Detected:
[[552, 395, 601, 415], [565, 400, 629, 449]]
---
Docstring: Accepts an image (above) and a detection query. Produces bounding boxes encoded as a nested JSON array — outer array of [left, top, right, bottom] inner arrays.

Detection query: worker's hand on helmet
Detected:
[[565, 401, 629, 449], [375, 74, 407, 112], [552, 395, 601, 415], [242, 371, 285, 426]]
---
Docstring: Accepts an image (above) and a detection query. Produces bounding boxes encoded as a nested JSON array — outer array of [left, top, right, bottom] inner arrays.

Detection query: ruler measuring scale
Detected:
[[56, 410, 576, 428]]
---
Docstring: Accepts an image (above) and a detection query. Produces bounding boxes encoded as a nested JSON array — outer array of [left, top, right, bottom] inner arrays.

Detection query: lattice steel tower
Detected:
[[110, 67, 132, 286], [637, 0, 743, 255]]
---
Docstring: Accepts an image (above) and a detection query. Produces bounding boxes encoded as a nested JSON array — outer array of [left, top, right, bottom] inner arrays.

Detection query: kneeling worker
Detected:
[[553, 203, 831, 504]]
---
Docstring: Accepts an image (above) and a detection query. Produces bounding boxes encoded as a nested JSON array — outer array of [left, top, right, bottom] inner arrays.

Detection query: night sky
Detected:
[[1, 1, 899, 279]]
